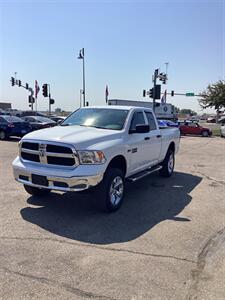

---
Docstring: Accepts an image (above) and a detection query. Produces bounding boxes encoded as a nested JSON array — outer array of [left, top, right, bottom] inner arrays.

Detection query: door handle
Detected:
[[156, 135, 161, 138], [144, 137, 150, 140]]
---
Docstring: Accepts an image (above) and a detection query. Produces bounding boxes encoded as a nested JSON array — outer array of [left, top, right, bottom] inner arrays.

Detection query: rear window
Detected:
[[145, 112, 157, 130], [2, 116, 23, 122]]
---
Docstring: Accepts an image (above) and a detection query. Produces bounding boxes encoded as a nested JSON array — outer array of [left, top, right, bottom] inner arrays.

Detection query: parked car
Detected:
[[220, 124, 225, 138], [0, 109, 10, 115], [207, 117, 216, 123], [17, 111, 47, 118], [179, 121, 212, 137], [49, 115, 66, 123], [0, 115, 32, 140], [157, 120, 168, 128], [159, 119, 179, 127], [13, 105, 180, 212], [21, 116, 56, 131], [218, 116, 225, 124]]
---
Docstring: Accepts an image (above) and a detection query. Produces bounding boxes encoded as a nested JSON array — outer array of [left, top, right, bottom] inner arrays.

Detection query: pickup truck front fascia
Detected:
[[13, 157, 104, 192]]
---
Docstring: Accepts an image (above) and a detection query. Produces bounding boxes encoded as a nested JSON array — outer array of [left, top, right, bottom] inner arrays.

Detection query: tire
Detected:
[[23, 184, 51, 196], [202, 130, 209, 137], [159, 149, 175, 177], [93, 168, 125, 213], [0, 130, 6, 140]]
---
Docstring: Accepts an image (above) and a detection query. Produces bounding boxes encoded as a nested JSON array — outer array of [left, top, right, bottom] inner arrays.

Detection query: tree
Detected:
[[180, 109, 197, 116], [199, 80, 225, 110]]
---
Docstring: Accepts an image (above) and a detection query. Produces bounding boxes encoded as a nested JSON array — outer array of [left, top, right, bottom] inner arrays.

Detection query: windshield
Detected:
[[61, 108, 129, 130], [34, 116, 55, 123]]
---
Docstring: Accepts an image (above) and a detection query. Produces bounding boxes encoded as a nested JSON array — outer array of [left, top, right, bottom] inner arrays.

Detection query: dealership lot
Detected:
[[0, 137, 225, 300]]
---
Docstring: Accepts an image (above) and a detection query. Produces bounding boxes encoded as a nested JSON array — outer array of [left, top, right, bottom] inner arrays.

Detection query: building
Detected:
[[0, 102, 12, 110], [108, 99, 178, 120]]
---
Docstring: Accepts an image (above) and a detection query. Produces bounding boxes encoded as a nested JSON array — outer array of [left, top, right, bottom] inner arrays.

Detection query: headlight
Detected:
[[78, 150, 106, 164]]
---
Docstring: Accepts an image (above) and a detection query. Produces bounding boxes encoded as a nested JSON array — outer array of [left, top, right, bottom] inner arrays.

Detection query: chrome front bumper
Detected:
[[13, 167, 104, 192]]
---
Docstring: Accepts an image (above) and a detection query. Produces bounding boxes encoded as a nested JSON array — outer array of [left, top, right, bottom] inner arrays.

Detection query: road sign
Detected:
[[186, 93, 195, 96]]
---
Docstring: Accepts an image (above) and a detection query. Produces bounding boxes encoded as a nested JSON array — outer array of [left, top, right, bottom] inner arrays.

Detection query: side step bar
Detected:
[[127, 165, 162, 183]]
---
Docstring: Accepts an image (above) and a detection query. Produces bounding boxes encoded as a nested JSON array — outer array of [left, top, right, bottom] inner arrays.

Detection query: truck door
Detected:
[[144, 111, 161, 163], [127, 111, 152, 174]]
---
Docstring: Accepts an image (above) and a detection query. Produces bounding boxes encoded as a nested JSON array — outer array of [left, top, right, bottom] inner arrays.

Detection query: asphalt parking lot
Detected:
[[0, 136, 225, 300]]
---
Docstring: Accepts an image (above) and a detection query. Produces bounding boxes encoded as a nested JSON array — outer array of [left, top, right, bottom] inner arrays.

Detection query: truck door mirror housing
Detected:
[[129, 124, 150, 134]]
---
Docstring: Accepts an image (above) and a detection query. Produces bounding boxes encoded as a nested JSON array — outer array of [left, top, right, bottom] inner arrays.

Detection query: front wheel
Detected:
[[93, 168, 125, 213], [24, 185, 51, 196], [160, 149, 175, 177], [202, 130, 209, 137], [0, 130, 6, 140]]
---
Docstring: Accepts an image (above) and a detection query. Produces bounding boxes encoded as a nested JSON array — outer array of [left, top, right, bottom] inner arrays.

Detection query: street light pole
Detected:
[[78, 48, 86, 107], [82, 49, 85, 107]]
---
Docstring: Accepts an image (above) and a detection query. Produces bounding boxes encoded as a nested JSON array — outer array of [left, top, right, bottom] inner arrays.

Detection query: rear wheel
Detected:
[[160, 149, 175, 177], [202, 130, 209, 137], [93, 168, 125, 213], [23, 185, 51, 196], [0, 130, 6, 140]]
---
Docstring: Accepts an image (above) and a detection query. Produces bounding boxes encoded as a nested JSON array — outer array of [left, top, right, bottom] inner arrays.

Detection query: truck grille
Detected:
[[20, 141, 78, 167]]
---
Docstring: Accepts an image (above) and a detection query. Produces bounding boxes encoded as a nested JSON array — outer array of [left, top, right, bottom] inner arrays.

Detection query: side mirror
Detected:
[[130, 124, 150, 134]]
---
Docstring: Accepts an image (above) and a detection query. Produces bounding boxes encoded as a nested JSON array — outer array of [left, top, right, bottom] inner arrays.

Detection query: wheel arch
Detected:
[[168, 141, 175, 153], [106, 155, 127, 176]]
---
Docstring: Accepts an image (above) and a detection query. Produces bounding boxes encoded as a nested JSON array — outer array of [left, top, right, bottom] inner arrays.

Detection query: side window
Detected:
[[145, 112, 157, 130], [130, 112, 145, 131], [189, 123, 197, 128]]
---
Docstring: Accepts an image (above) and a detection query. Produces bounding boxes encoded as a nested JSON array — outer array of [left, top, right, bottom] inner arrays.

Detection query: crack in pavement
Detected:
[[2, 266, 117, 300], [186, 227, 225, 300], [194, 171, 225, 186], [0, 236, 196, 264]]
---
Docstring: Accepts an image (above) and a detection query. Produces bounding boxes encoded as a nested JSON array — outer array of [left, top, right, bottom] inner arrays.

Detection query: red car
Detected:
[[179, 121, 212, 137]]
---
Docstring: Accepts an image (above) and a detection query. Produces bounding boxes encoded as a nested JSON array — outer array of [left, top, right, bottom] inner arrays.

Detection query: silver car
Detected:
[[221, 124, 225, 138]]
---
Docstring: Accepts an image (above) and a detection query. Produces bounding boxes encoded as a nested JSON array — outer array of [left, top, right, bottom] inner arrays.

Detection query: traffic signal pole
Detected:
[[48, 84, 51, 116], [152, 69, 158, 112]]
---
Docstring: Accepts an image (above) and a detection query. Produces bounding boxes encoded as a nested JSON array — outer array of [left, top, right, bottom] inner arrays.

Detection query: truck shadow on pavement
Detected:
[[20, 172, 202, 244]]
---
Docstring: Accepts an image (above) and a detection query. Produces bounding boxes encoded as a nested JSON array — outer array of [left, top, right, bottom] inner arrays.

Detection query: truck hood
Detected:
[[22, 125, 123, 149]]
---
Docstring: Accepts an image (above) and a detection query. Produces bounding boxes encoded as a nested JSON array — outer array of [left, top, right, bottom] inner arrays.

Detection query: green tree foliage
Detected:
[[180, 109, 197, 116], [199, 80, 225, 110]]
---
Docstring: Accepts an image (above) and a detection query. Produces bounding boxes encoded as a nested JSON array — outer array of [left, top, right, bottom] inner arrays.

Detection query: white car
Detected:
[[12, 106, 180, 212], [221, 124, 225, 138]]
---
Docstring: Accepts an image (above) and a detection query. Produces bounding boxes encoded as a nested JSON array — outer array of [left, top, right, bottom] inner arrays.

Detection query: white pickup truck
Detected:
[[13, 106, 180, 212]]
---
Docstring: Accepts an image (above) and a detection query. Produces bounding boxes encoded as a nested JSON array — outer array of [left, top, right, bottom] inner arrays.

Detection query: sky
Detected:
[[0, 0, 224, 113]]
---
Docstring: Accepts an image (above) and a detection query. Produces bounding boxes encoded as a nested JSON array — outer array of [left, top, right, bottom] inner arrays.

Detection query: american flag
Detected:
[[35, 80, 40, 98], [161, 89, 167, 104]]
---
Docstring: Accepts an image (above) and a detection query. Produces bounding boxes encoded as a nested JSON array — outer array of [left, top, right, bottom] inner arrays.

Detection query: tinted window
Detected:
[[130, 112, 145, 131], [145, 112, 157, 130], [61, 108, 129, 130], [2, 116, 23, 122]]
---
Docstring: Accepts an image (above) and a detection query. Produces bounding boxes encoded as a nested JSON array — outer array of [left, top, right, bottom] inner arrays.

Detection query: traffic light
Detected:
[[50, 99, 55, 105], [171, 90, 174, 97], [149, 88, 153, 98], [11, 77, 15, 86], [18, 80, 21, 87], [155, 85, 161, 99], [143, 90, 146, 97], [42, 84, 48, 97], [25, 83, 29, 90], [28, 96, 35, 103]]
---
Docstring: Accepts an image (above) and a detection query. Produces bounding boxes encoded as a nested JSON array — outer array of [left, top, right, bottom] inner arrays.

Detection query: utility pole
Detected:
[[48, 84, 51, 116], [152, 69, 158, 112], [77, 48, 85, 107]]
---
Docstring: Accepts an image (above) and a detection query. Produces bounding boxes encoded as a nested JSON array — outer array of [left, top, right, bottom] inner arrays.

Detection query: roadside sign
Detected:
[[186, 93, 195, 96]]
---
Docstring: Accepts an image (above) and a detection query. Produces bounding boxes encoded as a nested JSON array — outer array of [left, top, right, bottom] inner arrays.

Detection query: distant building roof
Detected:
[[0, 102, 12, 110]]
